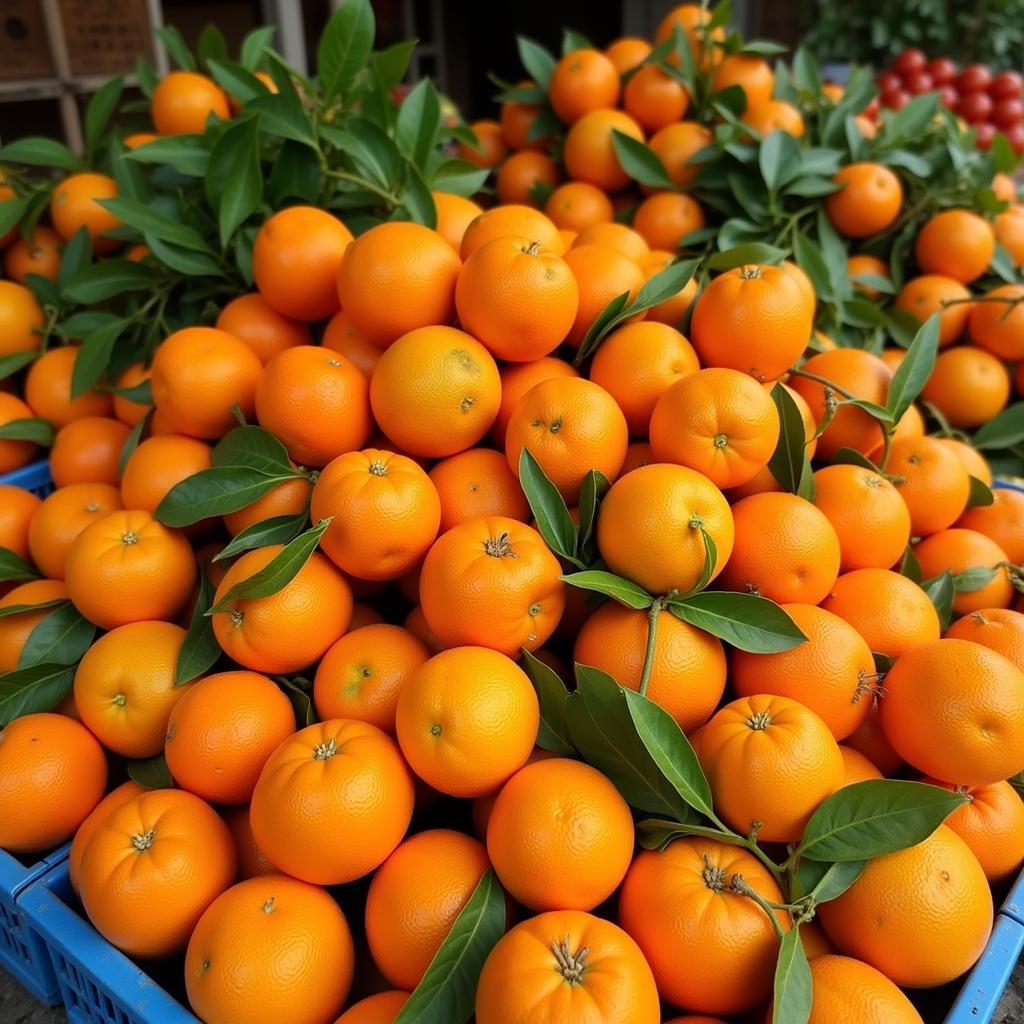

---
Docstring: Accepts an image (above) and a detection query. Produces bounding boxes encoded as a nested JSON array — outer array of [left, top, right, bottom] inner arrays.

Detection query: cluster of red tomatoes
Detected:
[[877, 48, 1024, 151]]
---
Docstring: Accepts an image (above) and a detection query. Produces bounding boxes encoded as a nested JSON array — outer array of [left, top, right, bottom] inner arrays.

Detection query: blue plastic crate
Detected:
[[20, 859, 199, 1023], [944, 913, 1024, 1023], [0, 459, 54, 498], [0, 844, 68, 1005]]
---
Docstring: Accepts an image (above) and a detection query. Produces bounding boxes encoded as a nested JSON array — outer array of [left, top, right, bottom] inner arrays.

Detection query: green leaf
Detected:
[[17, 603, 95, 670], [0, 351, 38, 382], [773, 928, 812, 1024], [197, 23, 228, 68], [759, 130, 803, 191], [208, 61, 269, 108], [798, 780, 968, 863], [57, 228, 93, 294], [0, 663, 75, 726], [562, 571, 652, 610], [953, 566, 999, 593], [669, 591, 807, 653], [0, 196, 30, 240], [575, 469, 610, 564], [832, 447, 879, 471], [136, 56, 158, 98], [966, 475, 995, 510], [887, 315, 939, 423], [250, 88, 317, 149], [974, 402, 1024, 450], [155, 25, 197, 71], [575, 291, 631, 365], [63, 260, 156, 303], [98, 197, 211, 252], [430, 160, 490, 198], [127, 135, 210, 177], [372, 39, 416, 89], [118, 409, 151, 477], [0, 599, 65, 619], [890, 92, 940, 140], [144, 236, 224, 277], [71, 319, 129, 398], [278, 676, 317, 727], [394, 868, 506, 1024], [899, 545, 922, 584], [519, 648, 574, 755], [0, 548, 40, 584], [792, 46, 821, 95], [794, 859, 866, 903], [337, 117, 403, 190], [215, 511, 308, 564], [517, 448, 577, 563], [768, 383, 812, 496], [921, 570, 955, 631], [240, 25, 276, 70], [212, 424, 293, 474], [0, 418, 54, 446], [792, 230, 833, 302], [0, 138, 84, 171], [562, 28, 594, 54], [396, 78, 441, 170], [319, 0, 375, 101], [205, 117, 263, 247], [401, 162, 437, 228], [176, 569, 221, 685], [84, 77, 124, 159], [517, 36, 556, 89], [127, 753, 174, 789], [611, 132, 673, 189], [267, 140, 321, 206], [208, 520, 331, 614], [156, 468, 298, 528], [707, 243, 786, 270]]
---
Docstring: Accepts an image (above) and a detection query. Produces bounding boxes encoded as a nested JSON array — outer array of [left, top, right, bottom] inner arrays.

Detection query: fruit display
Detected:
[[1, 3, 1024, 1024]]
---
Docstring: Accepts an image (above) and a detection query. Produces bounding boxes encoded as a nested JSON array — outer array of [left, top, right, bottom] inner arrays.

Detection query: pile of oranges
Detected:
[[2, 4, 1024, 1024]]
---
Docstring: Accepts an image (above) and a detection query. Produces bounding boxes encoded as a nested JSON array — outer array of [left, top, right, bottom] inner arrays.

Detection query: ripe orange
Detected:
[[253, 206, 353, 321], [48, 415, 130, 487], [544, 181, 614, 232], [0, 483, 40, 561], [24, 346, 112, 427], [995, 207, 1024, 265], [49, 173, 122, 253], [322, 310, 382, 378], [619, 836, 787, 1015], [916, 209, 995, 283], [223, 476, 311, 535], [718, 491, 841, 604], [151, 70, 230, 134], [111, 363, 151, 426], [78, 788, 237, 958], [892, 275, 972, 347], [691, 264, 813, 382], [0, 392, 37, 474], [564, 109, 645, 192], [120, 434, 212, 515], [888, 435, 970, 536], [846, 697, 903, 775], [395, 646, 538, 797], [476, 910, 659, 1024], [505, 376, 628, 502], [432, 190, 483, 253], [250, 719, 414, 884], [712, 54, 774, 108], [573, 222, 650, 264], [3, 226, 61, 283], [597, 462, 734, 594], [648, 121, 714, 188], [994, 173, 1018, 202], [428, 447, 529, 531], [212, 546, 352, 673], [458, 119, 508, 168], [605, 36, 653, 73], [914, 528, 1013, 615], [65, 510, 195, 629], [491, 356, 579, 446], [186, 875, 353, 1024], [968, 283, 1024, 359], [655, 3, 726, 60], [495, 150, 559, 206], [0, 579, 68, 672], [632, 191, 705, 251], [742, 99, 805, 137], [922, 346, 1011, 428], [624, 64, 689, 131], [460, 204, 563, 260], [795, 955, 925, 1024], [215, 292, 311, 364], [499, 79, 546, 150], [27, 482, 123, 580], [561, 243, 646, 348], [825, 163, 903, 238], [700, 693, 844, 841], [946, 607, 1024, 669], [366, 829, 489, 990], [68, 781, 144, 894], [549, 49, 620, 123], [839, 745, 884, 787], [819, 825, 992, 987], [370, 326, 501, 458], [848, 253, 890, 299], [0, 280, 44, 357], [335, 992, 410, 1023]]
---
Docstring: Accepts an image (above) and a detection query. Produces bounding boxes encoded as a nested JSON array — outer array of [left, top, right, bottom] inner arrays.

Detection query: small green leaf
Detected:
[[921, 570, 955, 630], [759, 130, 803, 191], [561, 28, 594, 54], [974, 403, 1024, 450], [71, 319, 129, 398], [0, 599, 66, 619], [0, 548, 40, 584], [176, 570, 221, 685], [430, 160, 490, 198], [574, 291, 632, 365], [516, 36, 556, 89], [208, 59, 270, 107], [214, 512, 309, 562], [792, 46, 821, 95], [0, 418, 54, 446], [966, 475, 995, 510], [843, 397, 895, 425], [707, 244, 786, 270], [319, 0, 376, 100], [144, 236, 224, 277], [0, 196, 31, 239], [773, 928, 812, 1024], [561, 570, 653, 610], [792, 230, 833, 302], [156, 468, 298, 528], [155, 25, 197, 71], [886, 315, 939, 423], [794, 859, 866, 903], [251, 70, 317, 148], [278, 676, 317, 727], [396, 78, 442, 170], [372, 39, 416, 89], [17, 603, 95, 670], [575, 469, 610, 563], [953, 566, 999, 593], [519, 648, 574, 755], [84, 77, 124, 159], [127, 753, 174, 789], [0, 663, 75, 726], [611, 132, 673, 189], [196, 23, 229, 68], [57, 228, 93, 294], [517, 448, 577, 563], [63, 260, 156, 304], [240, 25, 276, 70], [0, 351, 38, 382], [98, 197, 212, 252], [118, 409, 151, 477], [768, 383, 812, 496], [127, 135, 210, 177], [669, 591, 807, 653], [898, 545, 922, 584], [212, 425, 294, 474], [0, 138, 84, 171], [401, 162, 438, 228], [206, 117, 263, 247], [832, 447, 879, 471]]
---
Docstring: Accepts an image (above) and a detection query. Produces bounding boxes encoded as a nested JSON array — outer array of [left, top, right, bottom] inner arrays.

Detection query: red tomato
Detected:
[[877, 70, 903, 93], [939, 85, 960, 108], [959, 90, 994, 123], [882, 86, 911, 110], [926, 57, 958, 85], [904, 71, 934, 95], [957, 64, 994, 94], [993, 98, 1024, 129], [1006, 122, 1024, 153], [894, 48, 927, 76], [991, 71, 1024, 100], [974, 122, 997, 149]]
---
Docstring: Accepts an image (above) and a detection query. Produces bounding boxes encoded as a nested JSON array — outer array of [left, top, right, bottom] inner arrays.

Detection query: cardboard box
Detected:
[[0, 1, 56, 80], [59, 0, 155, 77]]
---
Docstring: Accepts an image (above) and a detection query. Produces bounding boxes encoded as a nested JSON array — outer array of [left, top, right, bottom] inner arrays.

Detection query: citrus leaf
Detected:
[[84, 76, 124, 159], [0, 599, 66, 619], [966, 475, 995, 510], [793, 859, 866, 902], [953, 566, 999, 593], [206, 117, 263, 247], [214, 513, 309, 563], [71, 318, 130, 398], [98, 197, 211, 252], [212, 425, 293, 474], [561, 571, 652, 609], [611, 132, 673, 189], [0, 418, 54, 445], [887, 314, 939, 423], [278, 676, 317, 727], [669, 591, 806, 652], [17, 603, 95, 670], [975, 402, 1024, 450], [155, 25, 196, 71], [575, 469, 610, 564], [127, 753, 174, 789], [396, 78, 441, 170], [0, 663, 75, 726], [759, 129, 803, 191], [707, 243, 786, 270], [768, 382, 811, 496], [156, 468, 298, 528], [176, 569, 221, 685], [0, 351, 36, 383], [517, 447, 577, 563], [0, 547, 41, 584], [319, 0, 375, 100], [240, 25, 276, 70], [63, 260, 156, 303], [516, 36, 556, 89], [773, 929, 812, 1024], [0, 138, 84, 171], [921, 570, 955, 630], [0, 196, 31, 239], [127, 135, 210, 177], [520, 648, 574, 755]]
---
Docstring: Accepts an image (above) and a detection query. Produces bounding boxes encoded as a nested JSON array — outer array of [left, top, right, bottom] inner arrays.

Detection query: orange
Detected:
[[946, 607, 1024, 669], [404, 604, 445, 654], [3, 226, 61, 283], [395, 646, 539, 797], [310, 449, 441, 580], [165, 670, 295, 804], [49, 173, 122, 253], [0, 280, 44, 357], [495, 150, 559, 206], [795, 955, 925, 1024], [370, 326, 501, 458], [649, 367, 780, 488], [432, 190, 483, 253], [880, 637, 1024, 785], [78, 788, 236, 958], [605, 36, 652, 73], [712, 54, 774, 109], [573, 222, 650, 265], [718, 491, 841, 604], [476, 910, 659, 1024], [655, 4, 726, 63], [122, 131, 157, 149], [645, 260, 700, 328], [812, 464, 911, 571], [741, 99, 805, 137], [839, 744, 884, 786], [888, 435, 970, 536], [825, 163, 903, 238], [28, 482, 122, 580], [0, 484, 40, 561], [222, 476, 311, 535], [68, 781, 144, 894], [185, 875, 353, 1024], [151, 70, 230, 134], [491, 356, 579, 446], [0, 392, 38, 474], [111, 363, 151, 427], [691, 264, 814, 382], [487, 758, 632, 911], [65, 510, 195, 629], [789, 348, 892, 462], [338, 221, 459, 347], [215, 292, 310, 364], [619, 836, 787, 1015], [322, 310, 382, 378], [458, 119, 508, 168], [24, 346, 112, 427], [313, 624, 428, 734], [624, 64, 689, 132], [0, 713, 106, 854], [994, 172, 1017, 202], [590, 320, 700, 436], [923, 345, 1011, 428], [847, 253, 890, 299], [701, 694, 844, 841], [647, 121, 714, 188], [916, 209, 996, 283], [892, 275, 972, 347], [544, 181, 614, 232], [995, 208, 1024, 265], [562, 243, 646, 348], [818, 825, 992, 987], [500, 80, 546, 151], [335, 992, 409, 1024], [549, 49, 620, 124], [0, 180, 14, 246], [212, 546, 352, 673], [120, 434, 212, 514], [48, 415, 130, 487], [366, 829, 489, 990], [0, 579, 68, 671], [456, 236, 579, 361], [74, 620, 187, 757], [914, 528, 1013, 615], [632, 191, 705, 251], [597, 462, 734, 594], [846, 697, 903, 775], [968, 283, 1024, 359], [253, 206, 353, 321], [460, 204, 563, 260], [563, 109, 645, 193], [822, 568, 940, 659], [428, 447, 529, 530], [251, 719, 413, 883], [733, 603, 876, 740], [505, 376, 628, 502]]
